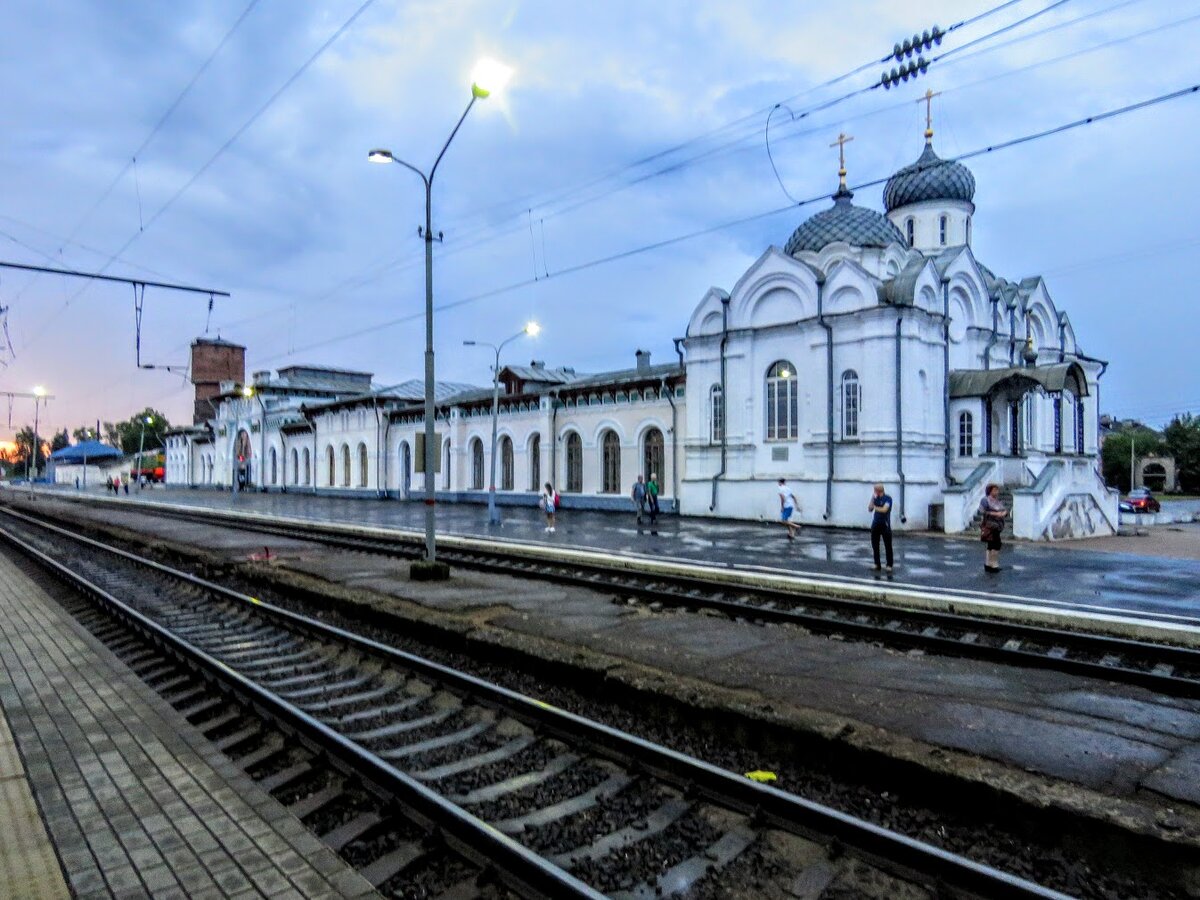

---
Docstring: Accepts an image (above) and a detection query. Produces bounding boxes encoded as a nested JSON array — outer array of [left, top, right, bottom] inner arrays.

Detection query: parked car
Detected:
[[1121, 488, 1161, 513]]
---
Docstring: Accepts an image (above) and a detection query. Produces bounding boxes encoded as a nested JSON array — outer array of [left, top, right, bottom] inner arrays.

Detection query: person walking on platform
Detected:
[[540, 482, 558, 533], [980, 483, 1008, 573], [777, 478, 801, 540], [631, 475, 647, 525], [646, 473, 661, 527], [868, 483, 894, 571]]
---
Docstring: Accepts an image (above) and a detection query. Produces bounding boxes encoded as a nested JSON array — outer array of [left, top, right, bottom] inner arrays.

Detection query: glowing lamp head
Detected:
[[524, 321, 541, 337], [242, 385, 254, 398], [367, 148, 394, 164], [32, 385, 46, 398], [471, 58, 513, 99]]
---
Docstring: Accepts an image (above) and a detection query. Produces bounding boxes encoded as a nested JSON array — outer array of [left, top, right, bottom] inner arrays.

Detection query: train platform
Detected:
[[30, 484, 1200, 627], [11, 491, 1200, 851], [0, 546, 378, 898]]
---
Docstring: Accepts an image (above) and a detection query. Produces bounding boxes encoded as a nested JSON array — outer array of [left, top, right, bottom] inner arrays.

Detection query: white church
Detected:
[[166, 117, 1118, 540]]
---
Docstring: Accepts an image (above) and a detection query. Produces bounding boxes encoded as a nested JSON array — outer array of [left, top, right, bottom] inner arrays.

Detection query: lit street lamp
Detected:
[[136, 415, 155, 488], [369, 58, 512, 579], [464, 321, 540, 526]]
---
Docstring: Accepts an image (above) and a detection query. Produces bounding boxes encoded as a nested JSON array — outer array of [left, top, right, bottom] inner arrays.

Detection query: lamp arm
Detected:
[[430, 95, 478, 184], [387, 156, 430, 189]]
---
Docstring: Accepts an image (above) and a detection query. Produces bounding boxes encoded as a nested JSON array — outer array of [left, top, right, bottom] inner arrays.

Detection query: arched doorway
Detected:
[[399, 442, 411, 498], [235, 430, 253, 488], [642, 427, 664, 491], [1142, 462, 1167, 492]]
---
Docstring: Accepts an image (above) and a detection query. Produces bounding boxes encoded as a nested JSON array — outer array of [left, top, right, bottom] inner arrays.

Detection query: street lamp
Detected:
[[369, 57, 512, 580], [137, 415, 155, 489], [28, 385, 46, 482], [464, 321, 540, 526], [240, 384, 267, 493]]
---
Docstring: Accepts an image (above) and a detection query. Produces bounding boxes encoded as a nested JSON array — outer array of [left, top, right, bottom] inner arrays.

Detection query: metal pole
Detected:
[[423, 178, 437, 564], [138, 421, 146, 486], [30, 398, 40, 481], [488, 345, 501, 525], [1130, 435, 1135, 493]]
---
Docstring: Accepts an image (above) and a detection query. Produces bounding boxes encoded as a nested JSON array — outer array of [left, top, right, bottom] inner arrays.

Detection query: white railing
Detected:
[[942, 460, 997, 533], [1012, 456, 1117, 539]]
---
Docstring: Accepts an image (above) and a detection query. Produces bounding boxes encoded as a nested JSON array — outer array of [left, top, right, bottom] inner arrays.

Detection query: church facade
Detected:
[[166, 122, 1117, 540]]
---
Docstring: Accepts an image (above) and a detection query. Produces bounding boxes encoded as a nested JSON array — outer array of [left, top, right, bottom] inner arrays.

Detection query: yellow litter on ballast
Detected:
[[744, 770, 777, 783]]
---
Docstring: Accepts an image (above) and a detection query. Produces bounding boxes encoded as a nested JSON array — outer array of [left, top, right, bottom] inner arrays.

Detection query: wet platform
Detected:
[[33, 484, 1200, 627], [0, 546, 377, 898]]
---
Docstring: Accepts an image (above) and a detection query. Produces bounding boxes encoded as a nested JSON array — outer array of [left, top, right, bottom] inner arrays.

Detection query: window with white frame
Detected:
[[500, 435, 514, 490], [528, 434, 541, 490], [939, 214, 948, 245], [326, 446, 335, 486], [841, 370, 860, 439], [643, 428, 665, 489], [601, 430, 620, 493], [341, 444, 351, 487], [470, 438, 484, 490], [358, 442, 368, 487], [905, 217, 914, 245], [709, 384, 724, 443], [765, 361, 798, 441], [565, 432, 583, 492], [958, 412, 974, 457]]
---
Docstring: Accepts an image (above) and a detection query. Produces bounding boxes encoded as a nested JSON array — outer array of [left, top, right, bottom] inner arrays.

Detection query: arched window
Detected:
[[303, 448, 311, 486], [443, 439, 451, 490], [710, 384, 724, 443], [500, 435, 514, 491], [565, 432, 583, 493], [326, 446, 335, 486], [939, 214, 948, 246], [905, 217, 915, 245], [601, 430, 621, 493], [358, 442, 368, 488], [958, 412, 974, 457], [290, 448, 298, 485], [765, 361, 798, 440], [841, 370, 860, 439], [966, 217, 972, 245], [528, 434, 541, 490], [643, 428, 664, 491], [470, 438, 485, 490], [269, 448, 277, 485], [341, 444, 351, 487], [1075, 396, 1085, 453]]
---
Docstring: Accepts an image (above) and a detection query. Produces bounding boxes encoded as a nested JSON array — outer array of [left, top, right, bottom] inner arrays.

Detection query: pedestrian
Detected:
[[122, 477, 129, 495], [75, 476, 80, 490], [777, 478, 801, 540], [646, 472, 661, 526], [540, 482, 557, 533], [980, 483, 1008, 573], [631, 475, 647, 525], [105, 476, 112, 494], [867, 483, 894, 571]]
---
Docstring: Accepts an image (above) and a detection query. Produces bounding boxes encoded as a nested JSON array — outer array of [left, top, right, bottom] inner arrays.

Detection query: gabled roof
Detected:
[[50, 440, 123, 461]]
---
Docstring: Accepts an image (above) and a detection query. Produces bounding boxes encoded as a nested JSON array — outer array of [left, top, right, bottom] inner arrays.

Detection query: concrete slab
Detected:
[[0, 548, 377, 899]]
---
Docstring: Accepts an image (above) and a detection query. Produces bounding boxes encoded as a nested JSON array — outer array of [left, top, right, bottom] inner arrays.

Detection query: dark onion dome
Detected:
[[784, 185, 907, 255], [883, 142, 975, 212]]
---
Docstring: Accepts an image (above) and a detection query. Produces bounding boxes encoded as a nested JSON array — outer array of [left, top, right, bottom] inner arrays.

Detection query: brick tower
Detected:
[[190, 337, 245, 424]]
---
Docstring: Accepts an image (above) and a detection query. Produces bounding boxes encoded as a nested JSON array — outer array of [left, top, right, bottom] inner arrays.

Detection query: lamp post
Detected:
[[29, 385, 46, 482], [465, 321, 540, 526], [242, 385, 267, 491], [369, 58, 512, 579], [137, 415, 155, 488]]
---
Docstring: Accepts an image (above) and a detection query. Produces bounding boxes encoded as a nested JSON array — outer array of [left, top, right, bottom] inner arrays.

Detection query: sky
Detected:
[[1, 0, 1198, 439]]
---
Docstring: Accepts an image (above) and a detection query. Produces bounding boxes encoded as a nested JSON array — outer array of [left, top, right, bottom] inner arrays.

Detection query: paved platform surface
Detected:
[[0, 545, 377, 899], [18, 494, 1200, 845], [43, 484, 1200, 626]]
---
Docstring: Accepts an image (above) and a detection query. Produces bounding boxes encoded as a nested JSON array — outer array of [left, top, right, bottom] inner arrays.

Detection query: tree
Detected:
[[1164, 413, 1200, 493], [102, 409, 171, 455], [13, 426, 47, 476], [72, 425, 100, 443], [50, 429, 70, 452], [1101, 426, 1165, 493]]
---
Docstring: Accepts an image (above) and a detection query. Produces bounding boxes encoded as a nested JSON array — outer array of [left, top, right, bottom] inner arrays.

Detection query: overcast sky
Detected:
[[1, 0, 1197, 438]]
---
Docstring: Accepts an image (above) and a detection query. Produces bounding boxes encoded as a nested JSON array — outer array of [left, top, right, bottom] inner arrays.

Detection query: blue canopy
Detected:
[[50, 440, 123, 462]]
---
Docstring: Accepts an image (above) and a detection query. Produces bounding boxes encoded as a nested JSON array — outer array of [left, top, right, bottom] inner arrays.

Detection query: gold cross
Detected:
[[829, 132, 853, 185], [918, 88, 941, 140]]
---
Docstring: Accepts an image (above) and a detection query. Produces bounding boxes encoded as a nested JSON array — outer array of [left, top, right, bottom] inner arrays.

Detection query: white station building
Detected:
[[166, 124, 1117, 540]]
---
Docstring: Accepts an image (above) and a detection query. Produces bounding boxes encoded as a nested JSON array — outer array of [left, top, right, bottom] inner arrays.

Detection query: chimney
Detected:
[[635, 349, 651, 372], [530, 360, 545, 369]]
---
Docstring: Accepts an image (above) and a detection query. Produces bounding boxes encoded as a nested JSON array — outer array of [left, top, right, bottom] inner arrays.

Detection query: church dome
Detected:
[[883, 142, 975, 212], [784, 185, 907, 255]]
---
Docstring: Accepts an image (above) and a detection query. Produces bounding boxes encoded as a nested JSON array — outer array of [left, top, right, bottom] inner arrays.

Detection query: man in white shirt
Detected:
[[777, 478, 801, 541]]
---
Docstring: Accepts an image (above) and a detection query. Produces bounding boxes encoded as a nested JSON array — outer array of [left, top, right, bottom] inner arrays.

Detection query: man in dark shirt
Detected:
[[867, 483, 894, 572]]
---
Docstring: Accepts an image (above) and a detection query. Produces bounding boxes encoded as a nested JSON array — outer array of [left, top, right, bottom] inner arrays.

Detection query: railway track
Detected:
[[41, 496, 1200, 701], [0, 507, 1070, 899]]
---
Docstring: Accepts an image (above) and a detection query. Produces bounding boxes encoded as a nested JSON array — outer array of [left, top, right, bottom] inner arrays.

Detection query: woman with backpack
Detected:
[[540, 482, 558, 533], [979, 483, 1008, 573]]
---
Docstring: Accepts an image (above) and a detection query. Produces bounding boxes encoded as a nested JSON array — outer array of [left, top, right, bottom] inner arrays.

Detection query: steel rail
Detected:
[[57, 498, 1200, 701], [0, 517, 603, 900], [0, 506, 1070, 900]]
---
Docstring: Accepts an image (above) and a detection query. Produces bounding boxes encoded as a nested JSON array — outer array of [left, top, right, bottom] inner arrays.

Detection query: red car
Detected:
[[1123, 488, 1161, 513]]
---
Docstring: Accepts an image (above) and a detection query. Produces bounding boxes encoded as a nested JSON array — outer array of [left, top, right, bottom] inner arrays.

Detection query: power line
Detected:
[[16, 0, 377, 356], [251, 78, 1200, 367]]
